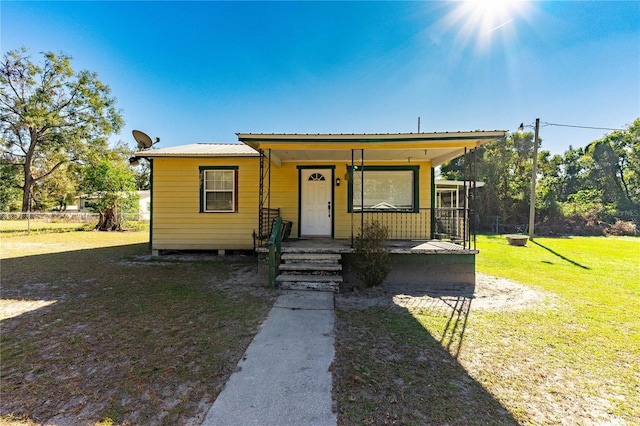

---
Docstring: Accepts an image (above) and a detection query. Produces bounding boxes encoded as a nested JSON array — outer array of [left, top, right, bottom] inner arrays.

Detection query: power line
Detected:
[[541, 122, 625, 132]]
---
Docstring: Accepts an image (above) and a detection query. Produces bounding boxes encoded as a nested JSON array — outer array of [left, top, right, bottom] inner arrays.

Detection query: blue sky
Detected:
[[2, 1, 639, 155]]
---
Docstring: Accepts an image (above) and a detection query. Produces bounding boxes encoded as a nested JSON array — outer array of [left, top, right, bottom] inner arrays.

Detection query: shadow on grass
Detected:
[[334, 283, 518, 425], [399, 284, 473, 359], [532, 240, 590, 269], [1, 244, 274, 425]]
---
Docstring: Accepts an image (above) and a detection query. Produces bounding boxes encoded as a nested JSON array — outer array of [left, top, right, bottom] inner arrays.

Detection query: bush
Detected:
[[352, 221, 391, 287], [607, 220, 638, 236]]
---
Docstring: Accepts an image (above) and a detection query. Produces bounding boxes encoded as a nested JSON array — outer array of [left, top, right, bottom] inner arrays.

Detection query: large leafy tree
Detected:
[[0, 160, 22, 211], [0, 48, 124, 212], [585, 122, 639, 209], [80, 149, 138, 230], [442, 119, 640, 231], [440, 132, 538, 226]]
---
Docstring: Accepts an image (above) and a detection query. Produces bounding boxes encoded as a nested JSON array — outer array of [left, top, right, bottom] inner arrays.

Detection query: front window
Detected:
[[200, 167, 237, 212], [349, 166, 419, 212]]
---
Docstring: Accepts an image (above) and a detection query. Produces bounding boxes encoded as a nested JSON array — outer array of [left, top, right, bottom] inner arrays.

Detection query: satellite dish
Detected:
[[132, 130, 154, 150]]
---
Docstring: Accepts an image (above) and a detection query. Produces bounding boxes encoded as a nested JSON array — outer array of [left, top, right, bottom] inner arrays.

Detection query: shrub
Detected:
[[607, 220, 638, 236], [352, 221, 391, 287]]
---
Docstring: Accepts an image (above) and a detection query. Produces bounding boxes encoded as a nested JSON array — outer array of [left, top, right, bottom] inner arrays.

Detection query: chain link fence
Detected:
[[0, 212, 149, 235]]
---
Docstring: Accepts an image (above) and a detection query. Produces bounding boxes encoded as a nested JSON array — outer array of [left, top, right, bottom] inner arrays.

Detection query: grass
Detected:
[[333, 235, 640, 425], [0, 220, 87, 233], [3, 231, 638, 424], [0, 219, 149, 235], [0, 231, 276, 425]]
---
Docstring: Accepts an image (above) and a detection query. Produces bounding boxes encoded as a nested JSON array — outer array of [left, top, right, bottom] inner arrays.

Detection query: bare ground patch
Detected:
[[332, 273, 633, 425], [1, 242, 275, 426], [335, 272, 550, 312]]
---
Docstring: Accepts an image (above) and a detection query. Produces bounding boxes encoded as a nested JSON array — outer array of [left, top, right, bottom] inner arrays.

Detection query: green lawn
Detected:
[[334, 235, 640, 425], [0, 219, 148, 235], [0, 231, 276, 425], [0, 219, 87, 233]]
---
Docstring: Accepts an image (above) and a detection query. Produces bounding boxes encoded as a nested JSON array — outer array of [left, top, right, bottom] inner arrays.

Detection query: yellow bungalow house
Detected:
[[138, 131, 505, 290]]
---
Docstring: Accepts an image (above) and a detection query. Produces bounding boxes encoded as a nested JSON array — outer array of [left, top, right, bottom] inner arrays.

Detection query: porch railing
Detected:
[[267, 217, 283, 287], [354, 207, 474, 249], [254, 207, 281, 249]]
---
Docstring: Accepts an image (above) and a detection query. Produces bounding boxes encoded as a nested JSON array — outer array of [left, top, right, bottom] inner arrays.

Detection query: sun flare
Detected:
[[432, 0, 532, 50]]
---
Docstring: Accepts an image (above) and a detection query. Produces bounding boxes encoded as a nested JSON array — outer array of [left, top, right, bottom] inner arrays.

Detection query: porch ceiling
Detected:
[[237, 131, 506, 167]]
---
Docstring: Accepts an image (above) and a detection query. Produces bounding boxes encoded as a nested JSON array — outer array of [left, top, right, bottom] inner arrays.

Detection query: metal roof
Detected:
[[237, 131, 506, 143], [136, 143, 258, 157]]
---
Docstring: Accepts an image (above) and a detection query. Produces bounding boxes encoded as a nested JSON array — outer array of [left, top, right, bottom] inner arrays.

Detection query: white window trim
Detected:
[[201, 168, 237, 213]]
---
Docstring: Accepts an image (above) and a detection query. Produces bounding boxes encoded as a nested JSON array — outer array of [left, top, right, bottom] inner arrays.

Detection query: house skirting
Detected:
[[342, 252, 476, 289]]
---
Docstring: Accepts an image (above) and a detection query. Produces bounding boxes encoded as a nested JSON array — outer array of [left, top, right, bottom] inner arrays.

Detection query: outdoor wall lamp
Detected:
[[335, 178, 341, 187]]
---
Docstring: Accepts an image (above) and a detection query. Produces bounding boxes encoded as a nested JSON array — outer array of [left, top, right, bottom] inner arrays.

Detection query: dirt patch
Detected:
[[1, 243, 275, 426], [336, 272, 549, 312]]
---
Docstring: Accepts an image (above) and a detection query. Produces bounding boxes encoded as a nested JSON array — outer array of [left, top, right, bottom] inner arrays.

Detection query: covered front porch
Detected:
[[268, 237, 474, 254], [240, 131, 504, 292], [239, 131, 504, 250], [257, 235, 478, 292]]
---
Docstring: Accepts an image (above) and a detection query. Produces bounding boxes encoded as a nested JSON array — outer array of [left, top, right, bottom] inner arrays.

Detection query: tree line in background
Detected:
[[2, 48, 638, 236], [441, 119, 640, 236], [0, 48, 148, 229]]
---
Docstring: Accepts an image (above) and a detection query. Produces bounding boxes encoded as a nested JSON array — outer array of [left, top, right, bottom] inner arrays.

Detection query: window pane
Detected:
[[205, 170, 234, 191], [221, 171, 234, 190], [353, 170, 413, 210], [206, 192, 233, 211]]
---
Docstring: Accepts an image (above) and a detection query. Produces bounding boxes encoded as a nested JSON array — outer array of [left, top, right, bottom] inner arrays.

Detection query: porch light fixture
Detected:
[[335, 177, 341, 187]]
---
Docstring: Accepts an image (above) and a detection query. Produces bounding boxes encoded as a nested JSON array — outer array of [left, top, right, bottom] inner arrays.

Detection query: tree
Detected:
[[133, 160, 151, 190], [440, 132, 538, 227], [0, 48, 124, 212], [0, 160, 21, 211], [80, 155, 137, 231]]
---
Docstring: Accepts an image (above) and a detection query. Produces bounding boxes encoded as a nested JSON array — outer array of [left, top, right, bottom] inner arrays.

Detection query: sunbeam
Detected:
[[430, 0, 533, 52]]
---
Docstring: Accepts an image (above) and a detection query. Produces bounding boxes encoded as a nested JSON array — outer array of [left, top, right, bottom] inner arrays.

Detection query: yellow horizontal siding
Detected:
[[152, 157, 259, 250], [151, 157, 433, 249]]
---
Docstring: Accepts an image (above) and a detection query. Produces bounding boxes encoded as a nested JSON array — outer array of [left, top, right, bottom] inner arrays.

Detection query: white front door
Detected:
[[300, 169, 332, 237]]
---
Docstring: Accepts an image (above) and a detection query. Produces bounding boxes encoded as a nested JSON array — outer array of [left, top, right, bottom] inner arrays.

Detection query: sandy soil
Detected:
[[336, 272, 550, 312], [1, 263, 548, 425]]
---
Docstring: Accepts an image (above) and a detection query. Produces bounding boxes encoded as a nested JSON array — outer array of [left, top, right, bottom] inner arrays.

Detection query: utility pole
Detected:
[[529, 118, 540, 240]]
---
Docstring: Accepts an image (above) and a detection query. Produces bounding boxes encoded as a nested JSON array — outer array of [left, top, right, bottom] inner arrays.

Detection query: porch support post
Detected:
[[257, 149, 264, 249], [471, 148, 477, 250], [351, 149, 354, 247], [360, 149, 364, 237], [463, 147, 468, 249], [430, 167, 435, 239], [268, 148, 272, 212]]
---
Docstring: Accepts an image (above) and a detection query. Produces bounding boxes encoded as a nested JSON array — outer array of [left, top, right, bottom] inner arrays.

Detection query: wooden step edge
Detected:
[[276, 274, 343, 283], [279, 263, 342, 272]]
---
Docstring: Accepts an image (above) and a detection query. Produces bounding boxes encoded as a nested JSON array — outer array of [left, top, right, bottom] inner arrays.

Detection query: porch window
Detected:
[[348, 166, 419, 212], [200, 166, 238, 212]]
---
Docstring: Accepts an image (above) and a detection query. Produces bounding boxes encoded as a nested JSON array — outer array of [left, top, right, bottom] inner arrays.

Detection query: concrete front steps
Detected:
[[276, 253, 342, 292]]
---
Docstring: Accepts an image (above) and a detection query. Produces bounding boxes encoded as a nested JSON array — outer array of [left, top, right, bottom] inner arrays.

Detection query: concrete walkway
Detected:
[[202, 291, 337, 426]]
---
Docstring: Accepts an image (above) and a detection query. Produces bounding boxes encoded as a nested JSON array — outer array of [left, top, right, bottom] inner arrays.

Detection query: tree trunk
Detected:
[[22, 164, 34, 213], [21, 128, 39, 213], [95, 204, 121, 231]]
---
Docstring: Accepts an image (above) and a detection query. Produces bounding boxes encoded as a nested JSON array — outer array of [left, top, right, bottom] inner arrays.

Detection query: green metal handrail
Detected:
[[267, 217, 283, 287]]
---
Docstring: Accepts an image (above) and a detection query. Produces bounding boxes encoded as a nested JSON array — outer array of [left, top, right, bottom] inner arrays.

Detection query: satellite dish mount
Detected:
[[132, 129, 158, 150]]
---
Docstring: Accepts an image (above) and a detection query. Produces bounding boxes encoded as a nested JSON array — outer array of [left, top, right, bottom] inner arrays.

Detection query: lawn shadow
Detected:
[[389, 283, 473, 359], [334, 282, 518, 425], [1, 244, 274, 425], [532, 240, 590, 269]]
